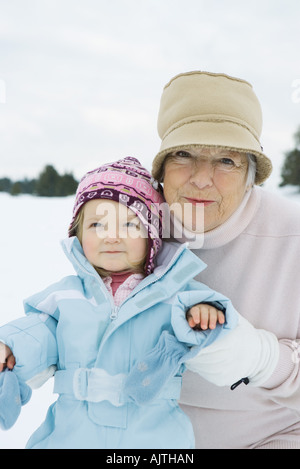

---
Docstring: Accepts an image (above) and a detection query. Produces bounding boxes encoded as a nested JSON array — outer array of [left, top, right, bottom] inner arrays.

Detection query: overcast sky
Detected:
[[0, 0, 299, 188]]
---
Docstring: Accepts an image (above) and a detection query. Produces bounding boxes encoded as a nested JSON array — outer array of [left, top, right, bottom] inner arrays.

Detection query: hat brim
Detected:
[[152, 120, 272, 185]]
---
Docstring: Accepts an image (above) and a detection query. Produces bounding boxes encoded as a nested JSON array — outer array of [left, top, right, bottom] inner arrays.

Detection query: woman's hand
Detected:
[[0, 343, 16, 372]]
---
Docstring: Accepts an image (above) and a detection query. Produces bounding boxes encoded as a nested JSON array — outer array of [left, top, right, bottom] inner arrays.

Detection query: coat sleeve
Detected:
[[170, 280, 238, 356], [258, 339, 300, 406], [0, 303, 58, 383]]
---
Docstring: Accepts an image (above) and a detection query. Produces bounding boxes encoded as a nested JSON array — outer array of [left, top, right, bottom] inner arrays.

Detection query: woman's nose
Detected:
[[189, 160, 214, 189]]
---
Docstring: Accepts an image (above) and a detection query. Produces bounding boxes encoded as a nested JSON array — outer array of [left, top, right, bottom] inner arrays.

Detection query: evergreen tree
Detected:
[[0, 165, 78, 196], [17, 178, 37, 194], [0, 177, 12, 192], [55, 172, 78, 196], [280, 127, 300, 187], [35, 165, 60, 196], [10, 181, 22, 196]]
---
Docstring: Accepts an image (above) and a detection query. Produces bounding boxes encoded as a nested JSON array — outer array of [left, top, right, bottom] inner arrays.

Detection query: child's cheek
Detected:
[[82, 235, 98, 260]]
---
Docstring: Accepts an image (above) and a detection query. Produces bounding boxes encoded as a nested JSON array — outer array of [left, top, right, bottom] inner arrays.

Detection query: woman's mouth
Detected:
[[184, 197, 216, 207]]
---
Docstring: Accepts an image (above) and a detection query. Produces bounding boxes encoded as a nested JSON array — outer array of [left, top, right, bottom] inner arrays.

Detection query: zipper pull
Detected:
[[110, 306, 119, 320], [230, 377, 250, 390]]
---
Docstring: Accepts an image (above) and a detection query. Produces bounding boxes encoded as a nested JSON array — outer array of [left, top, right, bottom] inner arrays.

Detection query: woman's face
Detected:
[[163, 148, 249, 233]]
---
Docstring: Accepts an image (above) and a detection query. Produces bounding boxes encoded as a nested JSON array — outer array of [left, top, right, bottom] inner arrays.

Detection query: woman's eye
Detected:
[[220, 158, 235, 166], [91, 222, 104, 228], [176, 151, 191, 158]]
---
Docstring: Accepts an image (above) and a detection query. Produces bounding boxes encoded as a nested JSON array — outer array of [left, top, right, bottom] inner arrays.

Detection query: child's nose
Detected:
[[103, 231, 121, 243]]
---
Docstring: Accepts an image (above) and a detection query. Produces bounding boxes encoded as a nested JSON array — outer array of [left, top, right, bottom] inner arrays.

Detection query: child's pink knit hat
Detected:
[[69, 157, 165, 275]]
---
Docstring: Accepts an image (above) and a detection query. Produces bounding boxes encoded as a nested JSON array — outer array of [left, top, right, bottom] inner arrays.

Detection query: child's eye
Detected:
[[124, 221, 139, 229], [91, 222, 104, 229]]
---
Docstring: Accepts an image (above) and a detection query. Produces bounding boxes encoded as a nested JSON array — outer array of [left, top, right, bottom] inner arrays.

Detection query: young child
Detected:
[[0, 157, 238, 449]]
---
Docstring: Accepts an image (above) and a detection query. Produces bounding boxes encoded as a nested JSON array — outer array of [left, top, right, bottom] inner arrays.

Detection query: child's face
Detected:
[[81, 199, 148, 273]]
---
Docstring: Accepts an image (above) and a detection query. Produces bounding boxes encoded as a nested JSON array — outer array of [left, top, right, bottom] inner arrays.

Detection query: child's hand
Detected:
[[0, 343, 15, 372], [186, 304, 225, 330]]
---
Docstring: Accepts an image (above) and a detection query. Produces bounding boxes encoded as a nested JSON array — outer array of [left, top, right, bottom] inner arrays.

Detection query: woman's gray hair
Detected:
[[246, 153, 257, 188]]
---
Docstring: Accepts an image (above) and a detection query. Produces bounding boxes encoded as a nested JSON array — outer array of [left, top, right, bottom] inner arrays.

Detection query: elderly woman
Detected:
[[152, 71, 300, 449]]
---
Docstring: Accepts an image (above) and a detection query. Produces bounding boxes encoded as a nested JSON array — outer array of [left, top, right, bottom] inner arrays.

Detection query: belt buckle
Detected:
[[73, 368, 89, 401], [73, 368, 125, 406]]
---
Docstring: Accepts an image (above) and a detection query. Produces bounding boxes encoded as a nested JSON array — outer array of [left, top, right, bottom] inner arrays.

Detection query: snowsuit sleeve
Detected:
[[171, 279, 238, 353], [0, 291, 58, 383]]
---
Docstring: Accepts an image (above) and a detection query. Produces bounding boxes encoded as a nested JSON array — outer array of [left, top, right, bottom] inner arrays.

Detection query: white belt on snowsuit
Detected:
[[53, 368, 182, 407]]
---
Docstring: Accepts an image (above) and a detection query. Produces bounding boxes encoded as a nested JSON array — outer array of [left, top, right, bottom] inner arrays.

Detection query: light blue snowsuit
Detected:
[[0, 237, 237, 449]]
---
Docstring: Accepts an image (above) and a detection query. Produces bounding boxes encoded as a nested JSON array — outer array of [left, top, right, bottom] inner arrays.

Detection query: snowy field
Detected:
[[1, 186, 300, 449], [0, 193, 75, 449]]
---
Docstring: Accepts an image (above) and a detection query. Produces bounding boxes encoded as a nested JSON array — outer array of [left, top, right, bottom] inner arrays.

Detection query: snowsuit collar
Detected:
[[61, 236, 207, 292]]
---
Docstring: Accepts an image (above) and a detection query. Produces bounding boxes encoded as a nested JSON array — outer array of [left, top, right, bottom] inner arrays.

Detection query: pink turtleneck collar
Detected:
[[106, 271, 133, 296]]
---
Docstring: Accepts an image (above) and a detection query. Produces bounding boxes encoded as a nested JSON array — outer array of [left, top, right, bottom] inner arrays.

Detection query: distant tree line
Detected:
[[1, 132, 300, 196], [280, 126, 300, 188], [0, 165, 78, 197]]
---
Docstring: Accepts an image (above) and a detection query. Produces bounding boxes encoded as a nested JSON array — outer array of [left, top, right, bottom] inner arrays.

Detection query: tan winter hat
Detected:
[[152, 71, 272, 185]]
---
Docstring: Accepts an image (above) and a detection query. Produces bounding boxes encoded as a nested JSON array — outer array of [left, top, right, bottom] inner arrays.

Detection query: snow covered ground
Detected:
[[0, 193, 75, 449], [0, 186, 300, 449]]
